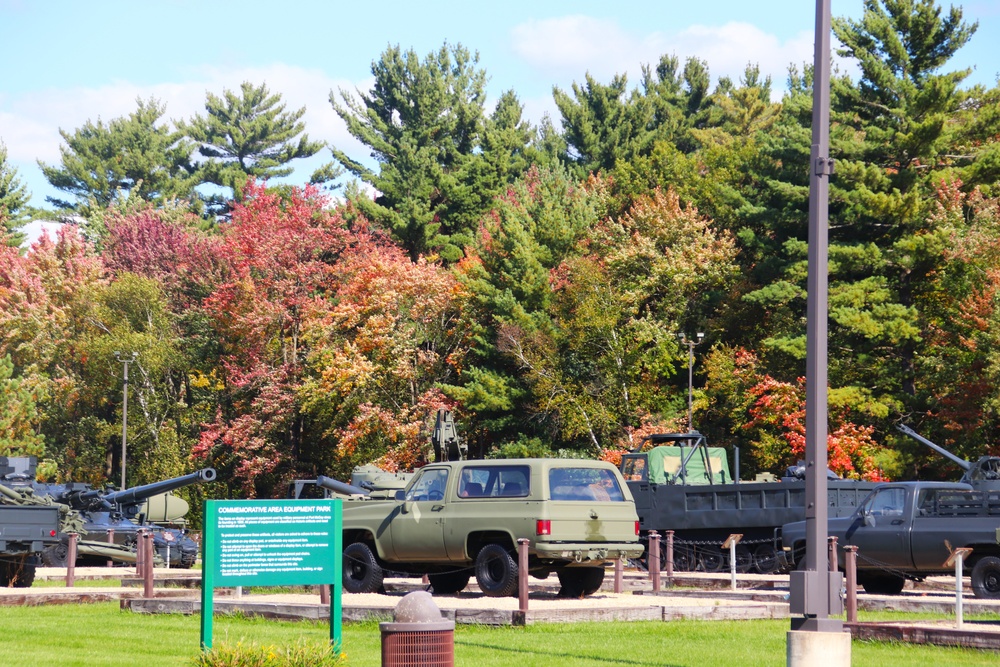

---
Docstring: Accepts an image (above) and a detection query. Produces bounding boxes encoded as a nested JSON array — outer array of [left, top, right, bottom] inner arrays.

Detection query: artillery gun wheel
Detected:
[[474, 543, 518, 597], [41, 542, 69, 568], [427, 571, 470, 595], [971, 557, 1000, 598], [0, 556, 36, 587], [859, 573, 906, 595], [343, 542, 384, 594], [753, 544, 780, 574], [557, 566, 605, 597]]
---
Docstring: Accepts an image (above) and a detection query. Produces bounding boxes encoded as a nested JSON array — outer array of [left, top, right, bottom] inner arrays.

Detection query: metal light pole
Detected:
[[789, 0, 845, 640], [678, 333, 704, 430], [114, 351, 137, 490]]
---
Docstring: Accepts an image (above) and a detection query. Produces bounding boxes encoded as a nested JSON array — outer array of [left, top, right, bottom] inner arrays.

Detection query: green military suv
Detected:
[[341, 458, 643, 597]]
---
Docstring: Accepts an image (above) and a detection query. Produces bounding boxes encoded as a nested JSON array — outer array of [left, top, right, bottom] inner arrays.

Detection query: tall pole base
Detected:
[[787, 630, 850, 667]]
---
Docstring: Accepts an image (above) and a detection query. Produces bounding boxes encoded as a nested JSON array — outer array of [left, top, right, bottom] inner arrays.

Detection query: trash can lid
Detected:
[[393, 590, 444, 623]]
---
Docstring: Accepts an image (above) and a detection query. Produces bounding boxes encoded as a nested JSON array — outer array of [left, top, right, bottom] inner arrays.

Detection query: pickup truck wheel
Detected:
[[557, 566, 605, 597], [859, 573, 905, 595], [1, 556, 36, 587], [41, 542, 69, 568], [475, 544, 518, 597], [343, 542, 384, 594], [971, 557, 1000, 598], [427, 571, 471, 595]]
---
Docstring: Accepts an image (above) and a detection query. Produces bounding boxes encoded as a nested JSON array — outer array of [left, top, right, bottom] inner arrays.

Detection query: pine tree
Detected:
[[179, 81, 329, 215], [330, 43, 531, 262], [0, 142, 31, 246], [38, 97, 198, 219]]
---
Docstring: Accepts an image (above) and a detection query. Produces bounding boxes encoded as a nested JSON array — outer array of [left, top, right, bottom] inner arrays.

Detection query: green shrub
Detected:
[[191, 639, 347, 667]]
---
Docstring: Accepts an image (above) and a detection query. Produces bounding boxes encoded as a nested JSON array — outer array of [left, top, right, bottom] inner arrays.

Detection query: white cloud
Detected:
[[0, 64, 376, 200], [511, 15, 822, 97]]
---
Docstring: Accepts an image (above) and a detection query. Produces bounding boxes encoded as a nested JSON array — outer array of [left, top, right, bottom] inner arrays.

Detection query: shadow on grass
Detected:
[[456, 639, 681, 666]]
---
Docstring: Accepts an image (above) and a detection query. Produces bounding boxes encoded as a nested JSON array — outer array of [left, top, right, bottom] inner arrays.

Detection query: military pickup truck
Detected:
[[779, 481, 1000, 597], [340, 458, 643, 597], [0, 497, 63, 587]]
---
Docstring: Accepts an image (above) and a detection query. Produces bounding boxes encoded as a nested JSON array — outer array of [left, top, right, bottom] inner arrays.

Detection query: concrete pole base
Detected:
[[787, 630, 851, 667]]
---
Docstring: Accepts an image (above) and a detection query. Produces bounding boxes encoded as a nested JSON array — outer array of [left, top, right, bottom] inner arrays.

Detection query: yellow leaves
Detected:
[[188, 369, 224, 391]]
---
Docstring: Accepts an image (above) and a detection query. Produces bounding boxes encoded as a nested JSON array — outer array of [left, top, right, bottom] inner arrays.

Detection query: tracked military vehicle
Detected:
[[618, 432, 880, 574]]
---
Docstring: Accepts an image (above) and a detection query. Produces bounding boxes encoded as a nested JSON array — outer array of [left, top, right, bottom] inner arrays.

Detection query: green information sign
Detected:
[[200, 499, 343, 650]]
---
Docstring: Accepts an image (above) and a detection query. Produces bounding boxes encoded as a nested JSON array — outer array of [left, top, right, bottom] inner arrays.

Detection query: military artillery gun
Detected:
[[47, 468, 216, 568], [2, 457, 216, 568], [896, 423, 1000, 490], [288, 409, 463, 501]]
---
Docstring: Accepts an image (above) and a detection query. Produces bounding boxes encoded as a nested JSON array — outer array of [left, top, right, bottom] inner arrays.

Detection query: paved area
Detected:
[[10, 567, 1000, 648]]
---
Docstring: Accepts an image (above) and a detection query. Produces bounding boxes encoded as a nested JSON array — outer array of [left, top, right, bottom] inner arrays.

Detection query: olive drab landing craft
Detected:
[[618, 432, 881, 574]]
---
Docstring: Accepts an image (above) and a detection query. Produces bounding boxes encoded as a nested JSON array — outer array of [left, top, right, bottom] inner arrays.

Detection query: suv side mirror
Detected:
[[863, 512, 875, 527], [395, 489, 406, 501]]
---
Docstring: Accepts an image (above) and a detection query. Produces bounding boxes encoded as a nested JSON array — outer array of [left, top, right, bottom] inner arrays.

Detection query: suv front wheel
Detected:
[[343, 542, 384, 594], [475, 543, 518, 597]]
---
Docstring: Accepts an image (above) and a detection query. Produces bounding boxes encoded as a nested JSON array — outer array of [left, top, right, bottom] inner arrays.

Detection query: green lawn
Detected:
[[0, 603, 997, 667]]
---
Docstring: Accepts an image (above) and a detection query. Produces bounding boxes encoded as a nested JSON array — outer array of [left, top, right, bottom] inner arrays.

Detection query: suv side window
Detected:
[[457, 466, 530, 498], [405, 468, 449, 501], [549, 467, 626, 502]]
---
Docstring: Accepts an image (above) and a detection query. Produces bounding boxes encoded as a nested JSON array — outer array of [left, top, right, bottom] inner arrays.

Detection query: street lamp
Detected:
[[677, 333, 704, 431], [114, 351, 138, 490]]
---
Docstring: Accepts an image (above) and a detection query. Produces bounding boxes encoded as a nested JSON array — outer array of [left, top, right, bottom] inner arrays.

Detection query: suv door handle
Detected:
[[432, 505, 445, 511], [890, 519, 904, 525]]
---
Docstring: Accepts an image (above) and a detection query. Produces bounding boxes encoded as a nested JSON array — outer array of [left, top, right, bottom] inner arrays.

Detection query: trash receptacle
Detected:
[[380, 591, 455, 667]]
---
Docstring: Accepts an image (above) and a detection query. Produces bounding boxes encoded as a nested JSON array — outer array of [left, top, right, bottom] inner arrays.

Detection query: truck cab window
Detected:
[[866, 487, 906, 516], [405, 469, 449, 501]]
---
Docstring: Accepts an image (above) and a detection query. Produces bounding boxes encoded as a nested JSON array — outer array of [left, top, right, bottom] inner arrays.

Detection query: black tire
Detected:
[[700, 548, 724, 573], [557, 566, 605, 597], [859, 573, 906, 595], [1, 556, 36, 588], [343, 542, 384, 594], [475, 543, 518, 597], [971, 556, 1000, 599], [427, 571, 470, 595], [753, 544, 780, 574], [670, 545, 695, 572], [733, 545, 753, 573], [41, 542, 69, 568]]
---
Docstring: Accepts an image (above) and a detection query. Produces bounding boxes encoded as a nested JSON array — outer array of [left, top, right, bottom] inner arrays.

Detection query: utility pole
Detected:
[[114, 351, 137, 490], [678, 333, 704, 431]]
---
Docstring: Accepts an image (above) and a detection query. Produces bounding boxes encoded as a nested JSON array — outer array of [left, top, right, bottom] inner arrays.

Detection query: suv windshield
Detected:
[[549, 467, 626, 502]]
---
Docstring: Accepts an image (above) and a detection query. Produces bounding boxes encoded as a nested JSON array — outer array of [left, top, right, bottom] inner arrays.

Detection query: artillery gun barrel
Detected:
[[896, 423, 972, 471], [102, 468, 217, 508], [316, 476, 369, 496], [0, 482, 23, 503]]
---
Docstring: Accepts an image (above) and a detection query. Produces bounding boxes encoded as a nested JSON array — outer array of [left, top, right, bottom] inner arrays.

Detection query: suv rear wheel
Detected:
[[343, 542, 384, 594], [475, 543, 518, 597]]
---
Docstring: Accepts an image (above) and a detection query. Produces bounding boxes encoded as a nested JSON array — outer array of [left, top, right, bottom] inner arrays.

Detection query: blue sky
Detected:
[[2, 0, 999, 217]]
